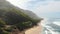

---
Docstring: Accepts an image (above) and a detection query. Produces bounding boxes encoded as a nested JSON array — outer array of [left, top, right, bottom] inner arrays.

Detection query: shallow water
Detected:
[[41, 18, 60, 34]]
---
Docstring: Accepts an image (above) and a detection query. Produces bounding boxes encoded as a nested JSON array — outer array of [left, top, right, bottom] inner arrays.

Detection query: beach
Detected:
[[25, 23, 42, 34]]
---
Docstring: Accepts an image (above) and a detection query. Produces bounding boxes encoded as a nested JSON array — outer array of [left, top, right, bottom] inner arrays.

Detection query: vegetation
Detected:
[[0, 8, 42, 34], [0, 0, 42, 34]]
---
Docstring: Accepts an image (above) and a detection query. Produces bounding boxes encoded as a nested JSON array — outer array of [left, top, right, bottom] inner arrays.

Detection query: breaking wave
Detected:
[[41, 18, 60, 34]]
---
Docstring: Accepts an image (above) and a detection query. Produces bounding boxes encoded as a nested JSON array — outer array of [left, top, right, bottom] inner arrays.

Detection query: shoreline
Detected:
[[25, 23, 42, 34]]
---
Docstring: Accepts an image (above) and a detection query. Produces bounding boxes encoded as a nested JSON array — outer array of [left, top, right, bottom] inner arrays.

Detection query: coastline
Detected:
[[25, 23, 42, 34]]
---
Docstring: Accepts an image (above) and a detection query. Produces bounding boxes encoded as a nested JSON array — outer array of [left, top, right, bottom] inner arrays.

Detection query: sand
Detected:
[[25, 23, 42, 34]]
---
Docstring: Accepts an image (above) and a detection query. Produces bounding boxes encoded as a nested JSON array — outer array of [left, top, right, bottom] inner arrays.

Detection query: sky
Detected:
[[6, 0, 60, 18]]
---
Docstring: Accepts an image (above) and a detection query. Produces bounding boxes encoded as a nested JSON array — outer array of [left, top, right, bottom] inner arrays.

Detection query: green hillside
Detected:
[[0, 0, 42, 34]]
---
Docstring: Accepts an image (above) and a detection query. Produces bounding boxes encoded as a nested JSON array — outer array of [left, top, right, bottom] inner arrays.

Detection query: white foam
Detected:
[[41, 18, 60, 34], [53, 21, 60, 26]]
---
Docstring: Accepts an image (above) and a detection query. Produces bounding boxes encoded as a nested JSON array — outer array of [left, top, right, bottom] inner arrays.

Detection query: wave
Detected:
[[53, 22, 60, 26], [41, 18, 60, 34]]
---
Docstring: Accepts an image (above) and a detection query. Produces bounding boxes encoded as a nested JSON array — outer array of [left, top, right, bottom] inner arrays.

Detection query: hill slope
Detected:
[[0, 0, 42, 34]]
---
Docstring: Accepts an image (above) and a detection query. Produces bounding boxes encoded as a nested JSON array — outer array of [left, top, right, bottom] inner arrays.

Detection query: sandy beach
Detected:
[[25, 23, 42, 34]]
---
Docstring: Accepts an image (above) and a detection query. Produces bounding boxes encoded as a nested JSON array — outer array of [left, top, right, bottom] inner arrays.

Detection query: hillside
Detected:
[[0, 0, 42, 34]]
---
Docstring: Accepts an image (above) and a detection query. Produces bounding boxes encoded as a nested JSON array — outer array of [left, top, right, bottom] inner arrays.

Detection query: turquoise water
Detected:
[[41, 18, 60, 34]]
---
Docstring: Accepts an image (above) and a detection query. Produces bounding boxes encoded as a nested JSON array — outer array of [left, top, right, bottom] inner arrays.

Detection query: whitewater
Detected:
[[41, 18, 60, 34]]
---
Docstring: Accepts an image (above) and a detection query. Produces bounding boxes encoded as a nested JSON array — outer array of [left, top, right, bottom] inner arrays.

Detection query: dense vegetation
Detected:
[[0, 8, 42, 34], [0, 0, 42, 34]]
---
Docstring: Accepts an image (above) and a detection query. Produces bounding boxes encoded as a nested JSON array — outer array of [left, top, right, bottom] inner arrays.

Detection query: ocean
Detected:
[[41, 18, 60, 34]]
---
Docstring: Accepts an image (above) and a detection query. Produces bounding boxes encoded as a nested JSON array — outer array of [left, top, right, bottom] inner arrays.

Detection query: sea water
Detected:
[[41, 18, 60, 34]]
